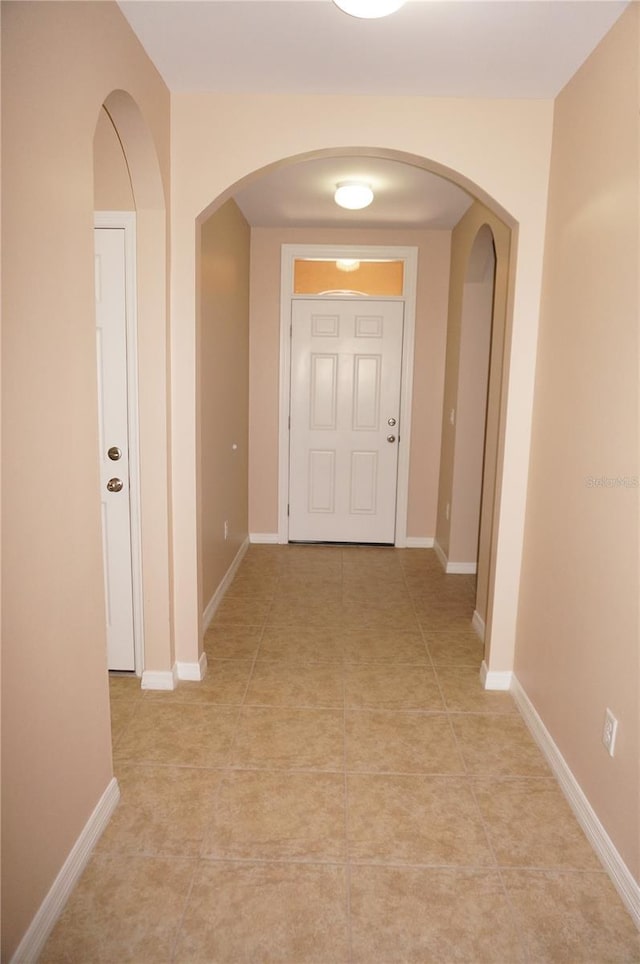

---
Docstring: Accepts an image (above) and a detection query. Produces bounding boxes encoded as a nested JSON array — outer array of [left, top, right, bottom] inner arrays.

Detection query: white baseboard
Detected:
[[141, 666, 177, 691], [249, 532, 279, 544], [472, 609, 486, 641], [10, 777, 120, 964], [433, 539, 447, 571], [404, 537, 435, 548], [480, 660, 513, 691], [446, 560, 477, 575], [176, 652, 208, 682], [202, 536, 250, 632], [432, 540, 476, 574], [511, 675, 640, 929]]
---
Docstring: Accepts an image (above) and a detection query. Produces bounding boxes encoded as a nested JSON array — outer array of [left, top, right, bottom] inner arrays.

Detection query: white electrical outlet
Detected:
[[602, 708, 618, 757], [224, 520, 229, 540]]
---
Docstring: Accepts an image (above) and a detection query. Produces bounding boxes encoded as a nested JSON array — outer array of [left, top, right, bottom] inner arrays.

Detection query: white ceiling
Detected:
[[118, 0, 628, 229]]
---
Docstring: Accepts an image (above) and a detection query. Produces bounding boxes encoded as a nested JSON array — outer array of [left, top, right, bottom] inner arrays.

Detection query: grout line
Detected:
[[168, 856, 200, 964]]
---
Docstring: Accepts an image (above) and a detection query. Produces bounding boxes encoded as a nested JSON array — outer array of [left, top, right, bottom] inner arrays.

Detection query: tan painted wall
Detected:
[[515, 6, 639, 880], [199, 200, 250, 610], [450, 241, 495, 564], [437, 203, 511, 631], [1, 3, 170, 957], [248, 226, 451, 540], [171, 95, 553, 677], [94, 107, 135, 210]]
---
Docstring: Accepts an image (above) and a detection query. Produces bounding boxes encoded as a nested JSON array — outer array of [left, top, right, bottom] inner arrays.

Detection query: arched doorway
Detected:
[[93, 91, 173, 685], [193, 149, 515, 678]]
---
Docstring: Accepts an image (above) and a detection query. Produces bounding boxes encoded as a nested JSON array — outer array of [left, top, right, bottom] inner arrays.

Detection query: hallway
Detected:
[[41, 546, 639, 962]]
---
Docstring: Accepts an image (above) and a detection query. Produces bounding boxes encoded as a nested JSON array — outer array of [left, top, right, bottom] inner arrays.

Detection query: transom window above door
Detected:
[[293, 258, 404, 296]]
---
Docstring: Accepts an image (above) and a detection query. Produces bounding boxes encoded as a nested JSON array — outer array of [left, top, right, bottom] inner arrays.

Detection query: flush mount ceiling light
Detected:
[[334, 181, 374, 210], [333, 0, 405, 18]]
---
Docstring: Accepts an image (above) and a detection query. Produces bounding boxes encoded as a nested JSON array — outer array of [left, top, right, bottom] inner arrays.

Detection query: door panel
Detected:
[[95, 227, 135, 671], [289, 299, 404, 544]]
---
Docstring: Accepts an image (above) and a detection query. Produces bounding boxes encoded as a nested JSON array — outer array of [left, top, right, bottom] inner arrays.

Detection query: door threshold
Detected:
[[288, 540, 395, 548]]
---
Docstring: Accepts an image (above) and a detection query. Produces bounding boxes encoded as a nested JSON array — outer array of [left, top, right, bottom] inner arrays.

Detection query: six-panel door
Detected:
[[289, 299, 404, 543]]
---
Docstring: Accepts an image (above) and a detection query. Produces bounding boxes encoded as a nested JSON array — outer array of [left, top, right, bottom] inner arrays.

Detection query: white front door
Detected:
[[289, 298, 404, 544], [94, 227, 135, 671]]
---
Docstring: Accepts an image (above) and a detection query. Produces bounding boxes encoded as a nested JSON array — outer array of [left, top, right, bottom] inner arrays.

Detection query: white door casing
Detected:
[[278, 244, 418, 545], [289, 299, 404, 543], [94, 215, 143, 672]]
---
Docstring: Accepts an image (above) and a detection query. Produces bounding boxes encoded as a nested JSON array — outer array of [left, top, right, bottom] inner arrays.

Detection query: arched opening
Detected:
[[440, 224, 496, 571], [194, 148, 515, 671], [93, 91, 173, 686]]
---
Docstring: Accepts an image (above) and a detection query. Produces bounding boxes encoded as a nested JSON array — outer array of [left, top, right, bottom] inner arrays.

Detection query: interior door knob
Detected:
[[106, 478, 123, 493], [107, 446, 122, 461], [386, 435, 396, 443]]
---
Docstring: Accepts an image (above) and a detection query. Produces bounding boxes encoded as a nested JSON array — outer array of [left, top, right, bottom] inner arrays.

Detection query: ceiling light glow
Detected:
[[334, 182, 374, 210], [336, 259, 361, 272], [333, 0, 406, 19]]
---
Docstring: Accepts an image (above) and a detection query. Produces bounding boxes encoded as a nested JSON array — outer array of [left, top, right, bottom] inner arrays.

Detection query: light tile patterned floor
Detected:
[[41, 546, 639, 963]]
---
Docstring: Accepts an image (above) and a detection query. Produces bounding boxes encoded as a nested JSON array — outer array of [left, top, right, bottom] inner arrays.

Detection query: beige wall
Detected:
[[94, 107, 135, 210], [515, 7, 639, 880], [248, 226, 451, 540], [437, 203, 512, 631], [450, 235, 495, 565], [171, 95, 553, 675], [1, 3, 170, 958], [199, 200, 250, 610]]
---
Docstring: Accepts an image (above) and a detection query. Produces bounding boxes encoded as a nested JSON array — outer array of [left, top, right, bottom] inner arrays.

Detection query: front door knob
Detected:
[[387, 435, 396, 443], [106, 478, 123, 493], [107, 446, 122, 461]]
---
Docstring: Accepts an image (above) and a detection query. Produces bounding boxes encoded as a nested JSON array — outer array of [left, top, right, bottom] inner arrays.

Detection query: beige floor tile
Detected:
[[204, 625, 263, 659], [276, 574, 342, 596], [423, 630, 485, 665], [435, 663, 518, 714], [420, 616, 480, 637], [231, 706, 344, 770], [109, 674, 144, 701], [266, 599, 346, 627], [97, 765, 222, 857], [174, 861, 349, 963], [348, 774, 494, 866], [203, 770, 346, 860], [144, 660, 253, 705], [343, 628, 428, 663], [109, 700, 139, 750], [258, 626, 345, 662], [452, 714, 551, 777], [350, 865, 527, 963], [345, 663, 443, 710], [113, 702, 237, 767], [501, 869, 640, 963], [39, 854, 194, 963], [341, 603, 420, 631], [245, 661, 344, 707], [342, 587, 413, 608], [345, 711, 464, 773], [211, 594, 272, 625], [473, 778, 601, 869]]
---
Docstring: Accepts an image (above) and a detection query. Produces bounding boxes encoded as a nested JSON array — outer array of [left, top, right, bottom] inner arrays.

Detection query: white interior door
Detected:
[[95, 227, 135, 671], [289, 298, 404, 544]]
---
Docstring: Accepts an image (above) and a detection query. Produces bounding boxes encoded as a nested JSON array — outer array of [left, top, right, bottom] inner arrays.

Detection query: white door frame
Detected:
[[94, 211, 144, 675], [278, 243, 418, 546]]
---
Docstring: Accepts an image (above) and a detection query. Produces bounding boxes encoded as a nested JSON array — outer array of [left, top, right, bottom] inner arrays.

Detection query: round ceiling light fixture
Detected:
[[334, 181, 374, 210], [336, 259, 361, 272], [333, 0, 406, 18]]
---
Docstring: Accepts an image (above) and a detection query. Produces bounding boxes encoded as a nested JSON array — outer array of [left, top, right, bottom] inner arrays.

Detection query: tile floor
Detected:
[[41, 545, 639, 963]]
